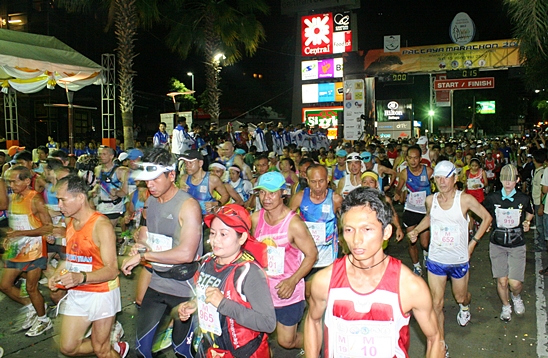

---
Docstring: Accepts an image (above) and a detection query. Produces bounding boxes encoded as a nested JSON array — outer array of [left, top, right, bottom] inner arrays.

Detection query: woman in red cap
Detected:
[[178, 204, 275, 358]]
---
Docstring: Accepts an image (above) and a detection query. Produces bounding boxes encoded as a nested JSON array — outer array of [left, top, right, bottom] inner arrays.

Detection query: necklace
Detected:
[[347, 254, 388, 270]]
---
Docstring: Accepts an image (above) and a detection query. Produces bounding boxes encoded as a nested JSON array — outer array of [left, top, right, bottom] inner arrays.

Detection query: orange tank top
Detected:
[[66, 212, 119, 292], [8, 190, 46, 262]]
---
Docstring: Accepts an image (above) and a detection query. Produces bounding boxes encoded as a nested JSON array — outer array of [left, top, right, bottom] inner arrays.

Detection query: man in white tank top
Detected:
[[408, 161, 492, 357]]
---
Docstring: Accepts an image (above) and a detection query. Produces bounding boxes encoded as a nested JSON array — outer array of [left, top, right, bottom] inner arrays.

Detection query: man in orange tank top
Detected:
[[48, 175, 127, 358], [0, 166, 53, 336]]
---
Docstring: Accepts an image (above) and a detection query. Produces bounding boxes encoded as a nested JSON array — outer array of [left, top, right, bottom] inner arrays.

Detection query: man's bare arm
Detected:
[[304, 266, 331, 357]]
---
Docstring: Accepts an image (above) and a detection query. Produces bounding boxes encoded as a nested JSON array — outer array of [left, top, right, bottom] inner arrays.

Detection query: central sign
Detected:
[[301, 13, 352, 56], [433, 77, 495, 90]]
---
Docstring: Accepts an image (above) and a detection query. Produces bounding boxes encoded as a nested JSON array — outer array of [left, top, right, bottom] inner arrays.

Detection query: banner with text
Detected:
[[343, 79, 365, 140]]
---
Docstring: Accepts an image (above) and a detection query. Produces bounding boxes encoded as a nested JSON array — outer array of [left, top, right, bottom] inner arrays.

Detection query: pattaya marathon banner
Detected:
[[363, 39, 520, 75]]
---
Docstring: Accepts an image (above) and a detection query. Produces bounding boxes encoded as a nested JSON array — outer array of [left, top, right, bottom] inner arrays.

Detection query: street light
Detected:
[[428, 109, 435, 136], [187, 72, 194, 91]]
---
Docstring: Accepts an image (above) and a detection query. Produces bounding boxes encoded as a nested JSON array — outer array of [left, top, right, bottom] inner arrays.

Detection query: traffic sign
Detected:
[[433, 77, 495, 91]]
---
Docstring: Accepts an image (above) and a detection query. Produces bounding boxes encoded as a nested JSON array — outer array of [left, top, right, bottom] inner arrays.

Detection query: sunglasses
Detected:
[[137, 163, 175, 173]]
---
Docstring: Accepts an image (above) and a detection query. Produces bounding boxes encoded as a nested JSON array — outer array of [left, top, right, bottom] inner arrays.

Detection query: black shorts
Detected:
[[403, 210, 426, 228], [105, 212, 122, 220], [6, 257, 47, 271]]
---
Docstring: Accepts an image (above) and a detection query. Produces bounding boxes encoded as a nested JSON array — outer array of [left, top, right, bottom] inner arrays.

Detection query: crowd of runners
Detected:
[[0, 120, 543, 358]]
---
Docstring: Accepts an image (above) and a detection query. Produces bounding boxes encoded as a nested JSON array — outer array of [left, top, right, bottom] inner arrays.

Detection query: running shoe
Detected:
[[152, 327, 173, 352], [456, 307, 471, 326], [110, 321, 125, 343], [500, 304, 512, 321], [296, 349, 305, 357], [0, 346, 4, 358], [445, 343, 450, 358], [412, 264, 423, 276], [512, 294, 525, 315], [25, 317, 53, 337], [21, 311, 38, 330], [38, 277, 48, 285], [113, 341, 130, 358]]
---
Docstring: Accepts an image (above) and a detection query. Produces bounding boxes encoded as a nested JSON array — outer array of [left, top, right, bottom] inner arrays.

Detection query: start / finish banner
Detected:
[[363, 39, 520, 75]]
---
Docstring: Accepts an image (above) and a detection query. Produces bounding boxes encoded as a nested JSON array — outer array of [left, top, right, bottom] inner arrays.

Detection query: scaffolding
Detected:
[[3, 88, 19, 146], [101, 53, 116, 147]]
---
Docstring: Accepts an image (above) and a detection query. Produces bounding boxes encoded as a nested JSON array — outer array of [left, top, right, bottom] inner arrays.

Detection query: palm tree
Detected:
[[58, 0, 160, 148], [504, 0, 548, 89], [163, 0, 269, 125]]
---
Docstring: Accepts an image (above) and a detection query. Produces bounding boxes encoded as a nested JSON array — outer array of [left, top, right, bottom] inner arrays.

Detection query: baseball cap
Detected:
[[235, 148, 246, 155], [179, 150, 204, 161], [486, 149, 492, 154], [128, 148, 144, 160], [268, 152, 277, 159], [336, 149, 347, 157], [433, 160, 456, 177], [360, 151, 372, 163], [301, 147, 309, 152], [8, 145, 25, 157], [118, 152, 129, 162], [500, 164, 518, 182], [204, 204, 251, 234], [417, 136, 428, 145], [254, 172, 286, 192], [132, 162, 176, 180], [346, 152, 361, 162]]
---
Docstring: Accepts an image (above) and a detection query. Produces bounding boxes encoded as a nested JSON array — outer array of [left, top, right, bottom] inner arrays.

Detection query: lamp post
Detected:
[[187, 72, 194, 91]]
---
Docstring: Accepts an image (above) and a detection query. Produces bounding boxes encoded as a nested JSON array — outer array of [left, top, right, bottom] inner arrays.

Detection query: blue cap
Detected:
[[128, 148, 143, 160], [235, 148, 246, 155], [336, 149, 347, 157], [254, 172, 286, 192], [360, 151, 372, 163]]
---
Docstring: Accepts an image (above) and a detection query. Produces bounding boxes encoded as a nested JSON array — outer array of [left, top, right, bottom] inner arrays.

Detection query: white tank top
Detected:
[[341, 175, 362, 198], [429, 191, 470, 265]]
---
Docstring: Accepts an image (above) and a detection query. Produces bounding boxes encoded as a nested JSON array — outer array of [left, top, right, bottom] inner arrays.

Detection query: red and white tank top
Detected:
[[323, 256, 410, 358]]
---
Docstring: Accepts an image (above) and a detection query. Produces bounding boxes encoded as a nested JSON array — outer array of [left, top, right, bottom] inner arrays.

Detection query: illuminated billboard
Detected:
[[476, 100, 495, 114], [302, 106, 342, 139], [301, 58, 343, 80], [301, 12, 352, 57], [302, 82, 344, 104], [376, 99, 414, 122]]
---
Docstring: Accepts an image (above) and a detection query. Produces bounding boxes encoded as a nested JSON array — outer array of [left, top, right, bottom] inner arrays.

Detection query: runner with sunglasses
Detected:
[[121, 147, 203, 358], [178, 204, 276, 357]]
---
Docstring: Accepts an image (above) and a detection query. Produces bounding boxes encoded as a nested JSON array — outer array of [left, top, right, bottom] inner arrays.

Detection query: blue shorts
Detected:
[[6, 257, 47, 271], [275, 300, 305, 326], [426, 259, 469, 279]]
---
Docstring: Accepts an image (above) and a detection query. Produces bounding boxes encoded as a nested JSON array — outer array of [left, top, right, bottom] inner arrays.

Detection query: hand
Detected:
[[523, 221, 531, 232], [124, 215, 132, 224], [6, 229, 19, 240], [407, 229, 419, 243], [204, 287, 224, 307], [46, 235, 55, 245], [128, 243, 147, 257], [121, 254, 141, 275], [539, 206, 544, 216], [275, 277, 298, 299], [56, 270, 84, 289], [468, 241, 477, 257], [52, 226, 66, 238], [178, 300, 197, 321], [395, 227, 405, 242], [48, 275, 59, 291], [205, 201, 219, 213]]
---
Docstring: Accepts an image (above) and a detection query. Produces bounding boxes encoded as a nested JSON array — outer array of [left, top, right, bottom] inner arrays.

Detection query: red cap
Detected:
[[204, 204, 251, 235]]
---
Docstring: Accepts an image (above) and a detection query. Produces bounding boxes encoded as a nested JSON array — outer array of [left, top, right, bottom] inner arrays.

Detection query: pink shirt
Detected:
[[254, 209, 305, 307]]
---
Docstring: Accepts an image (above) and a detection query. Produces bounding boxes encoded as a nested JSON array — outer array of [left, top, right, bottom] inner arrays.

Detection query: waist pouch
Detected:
[[491, 227, 524, 247], [154, 261, 199, 281], [99, 197, 123, 205]]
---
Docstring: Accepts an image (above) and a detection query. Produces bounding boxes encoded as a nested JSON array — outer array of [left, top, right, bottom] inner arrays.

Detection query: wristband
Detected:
[[471, 237, 480, 244], [523, 220, 530, 225], [140, 251, 146, 260], [81, 271, 87, 284]]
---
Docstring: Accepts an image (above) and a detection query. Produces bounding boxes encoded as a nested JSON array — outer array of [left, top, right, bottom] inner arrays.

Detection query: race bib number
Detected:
[[407, 191, 426, 207], [467, 177, 483, 190], [495, 207, 520, 229], [266, 246, 285, 276], [332, 317, 395, 358], [486, 170, 495, 179], [432, 222, 459, 247], [146, 232, 173, 252], [196, 286, 222, 335], [65, 261, 92, 273], [199, 185, 207, 193], [305, 221, 327, 246], [8, 214, 43, 261]]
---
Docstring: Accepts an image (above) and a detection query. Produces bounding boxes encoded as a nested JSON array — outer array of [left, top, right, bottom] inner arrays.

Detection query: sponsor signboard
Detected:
[[364, 39, 520, 75], [344, 79, 365, 140], [433, 77, 495, 90], [450, 12, 475, 46], [376, 120, 412, 139], [301, 13, 352, 56], [302, 106, 342, 139], [376, 99, 413, 122], [302, 82, 344, 104], [384, 35, 401, 53], [301, 58, 344, 80]]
